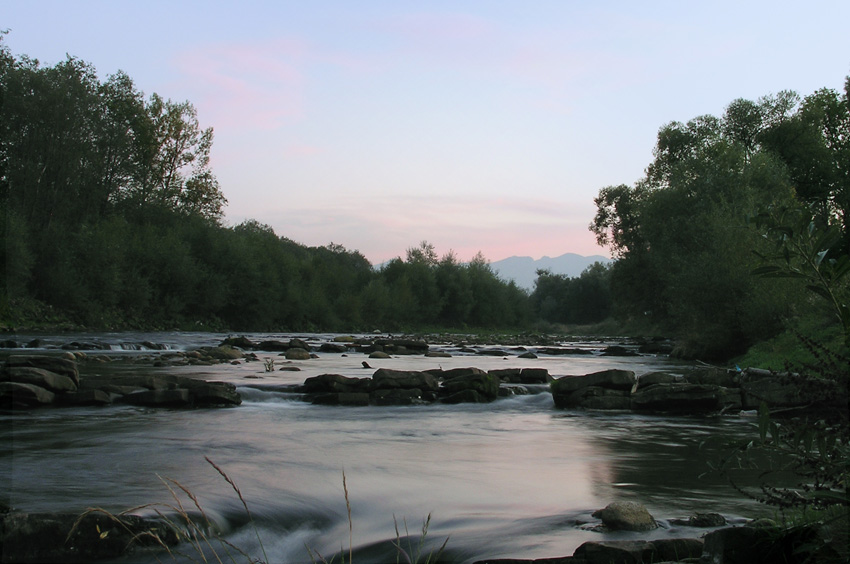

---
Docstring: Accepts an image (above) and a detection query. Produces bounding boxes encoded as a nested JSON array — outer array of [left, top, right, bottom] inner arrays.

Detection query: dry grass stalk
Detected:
[[204, 456, 269, 564]]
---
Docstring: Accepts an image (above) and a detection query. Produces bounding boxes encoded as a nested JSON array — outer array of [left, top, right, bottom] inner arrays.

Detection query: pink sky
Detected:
[[6, 1, 850, 264]]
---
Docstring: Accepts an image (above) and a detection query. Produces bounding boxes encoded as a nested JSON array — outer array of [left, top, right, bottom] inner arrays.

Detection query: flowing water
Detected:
[[1, 332, 772, 563]]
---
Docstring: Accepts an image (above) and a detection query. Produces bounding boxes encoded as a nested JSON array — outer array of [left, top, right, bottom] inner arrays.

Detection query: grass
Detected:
[[306, 470, 448, 564], [68, 458, 266, 563]]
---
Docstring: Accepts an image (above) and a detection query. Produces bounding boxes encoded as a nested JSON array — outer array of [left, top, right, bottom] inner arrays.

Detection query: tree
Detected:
[[590, 88, 813, 357], [122, 94, 225, 222]]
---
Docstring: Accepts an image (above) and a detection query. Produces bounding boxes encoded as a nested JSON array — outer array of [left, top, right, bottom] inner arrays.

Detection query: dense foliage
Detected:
[[590, 77, 850, 359], [0, 39, 530, 332]]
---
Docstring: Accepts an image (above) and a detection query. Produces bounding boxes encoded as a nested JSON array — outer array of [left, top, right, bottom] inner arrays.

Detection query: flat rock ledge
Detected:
[[1, 355, 241, 409], [550, 367, 849, 414]]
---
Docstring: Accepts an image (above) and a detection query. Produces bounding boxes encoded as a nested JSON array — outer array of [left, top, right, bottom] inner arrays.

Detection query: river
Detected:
[[1, 332, 771, 563]]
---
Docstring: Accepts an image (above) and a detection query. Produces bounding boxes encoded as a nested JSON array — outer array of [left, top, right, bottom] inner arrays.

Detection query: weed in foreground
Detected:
[[306, 471, 449, 564]]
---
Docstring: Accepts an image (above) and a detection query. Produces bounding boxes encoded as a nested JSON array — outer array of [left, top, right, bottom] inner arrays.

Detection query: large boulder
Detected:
[[220, 336, 255, 349], [301, 374, 371, 394], [371, 388, 433, 405], [0, 381, 56, 408], [441, 370, 499, 401], [551, 370, 636, 409], [180, 380, 242, 406], [551, 370, 636, 395], [285, 348, 311, 360], [637, 371, 682, 387], [198, 345, 244, 361], [591, 501, 657, 531], [56, 389, 113, 407], [75, 373, 242, 408], [1, 366, 78, 393], [572, 540, 655, 563], [566, 386, 631, 410], [3, 355, 79, 385], [572, 538, 704, 564], [490, 368, 550, 384], [630, 383, 731, 412], [372, 369, 439, 392]]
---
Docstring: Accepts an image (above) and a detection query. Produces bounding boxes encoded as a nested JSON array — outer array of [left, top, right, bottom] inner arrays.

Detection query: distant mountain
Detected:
[[491, 253, 612, 291]]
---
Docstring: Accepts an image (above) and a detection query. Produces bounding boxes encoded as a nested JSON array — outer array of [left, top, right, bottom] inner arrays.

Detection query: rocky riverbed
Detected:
[[1, 333, 847, 563]]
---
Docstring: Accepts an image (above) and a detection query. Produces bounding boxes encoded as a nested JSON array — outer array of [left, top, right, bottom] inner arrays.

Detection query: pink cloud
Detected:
[[237, 192, 607, 265], [172, 39, 307, 130]]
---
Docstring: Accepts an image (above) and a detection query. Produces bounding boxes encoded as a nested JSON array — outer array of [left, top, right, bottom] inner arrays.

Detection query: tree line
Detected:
[[0, 37, 543, 332], [2, 33, 847, 357]]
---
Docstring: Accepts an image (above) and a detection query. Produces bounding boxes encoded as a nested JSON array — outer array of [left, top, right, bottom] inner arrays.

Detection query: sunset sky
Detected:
[[5, 1, 849, 264]]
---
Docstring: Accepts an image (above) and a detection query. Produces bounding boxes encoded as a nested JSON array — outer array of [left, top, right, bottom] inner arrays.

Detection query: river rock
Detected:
[[372, 368, 439, 392], [490, 368, 550, 384], [591, 501, 657, 531], [285, 348, 311, 360], [425, 351, 452, 358], [630, 383, 729, 412], [1, 366, 78, 393], [372, 388, 433, 405], [319, 343, 348, 353], [637, 371, 682, 387], [441, 389, 489, 404], [573, 540, 655, 563], [0, 381, 56, 408], [551, 370, 636, 408], [302, 373, 370, 394], [702, 523, 787, 564], [369, 351, 392, 359], [670, 512, 727, 527], [56, 389, 113, 406], [180, 379, 242, 406], [551, 370, 636, 394], [198, 345, 244, 361], [441, 370, 499, 401], [567, 386, 632, 410], [221, 336, 255, 349], [0, 510, 179, 563], [3, 355, 79, 385], [256, 340, 289, 351]]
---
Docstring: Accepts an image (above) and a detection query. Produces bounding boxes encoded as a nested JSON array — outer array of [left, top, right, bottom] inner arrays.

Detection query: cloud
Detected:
[[227, 191, 603, 264], [171, 38, 308, 130]]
